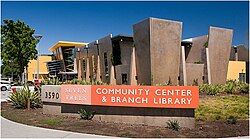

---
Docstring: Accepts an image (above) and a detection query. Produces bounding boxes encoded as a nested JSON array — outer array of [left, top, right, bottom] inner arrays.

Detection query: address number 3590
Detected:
[[44, 92, 59, 99]]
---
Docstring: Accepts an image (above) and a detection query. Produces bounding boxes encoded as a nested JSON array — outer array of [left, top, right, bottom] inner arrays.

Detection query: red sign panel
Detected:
[[61, 85, 199, 108]]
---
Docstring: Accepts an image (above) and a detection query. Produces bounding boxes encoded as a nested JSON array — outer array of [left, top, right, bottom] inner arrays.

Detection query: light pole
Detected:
[[34, 34, 42, 81]]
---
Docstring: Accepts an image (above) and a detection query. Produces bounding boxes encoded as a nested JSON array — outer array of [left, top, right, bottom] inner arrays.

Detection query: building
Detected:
[[227, 44, 249, 83], [27, 54, 54, 81], [75, 34, 135, 85], [47, 41, 88, 80], [46, 17, 249, 85]]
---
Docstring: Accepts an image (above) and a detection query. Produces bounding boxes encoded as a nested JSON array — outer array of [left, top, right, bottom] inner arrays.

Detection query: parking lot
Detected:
[[1, 86, 35, 102], [1, 90, 11, 102]]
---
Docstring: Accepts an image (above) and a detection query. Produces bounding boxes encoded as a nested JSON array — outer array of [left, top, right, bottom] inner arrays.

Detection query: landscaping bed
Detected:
[[1, 94, 249, 138]]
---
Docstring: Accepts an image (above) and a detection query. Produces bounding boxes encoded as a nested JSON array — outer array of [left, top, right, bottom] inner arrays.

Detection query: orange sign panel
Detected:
[[61, 85, 199, 108]]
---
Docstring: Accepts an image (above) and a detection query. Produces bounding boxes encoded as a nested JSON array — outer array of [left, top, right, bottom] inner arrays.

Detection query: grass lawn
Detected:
[[196, 95, 249, 121]]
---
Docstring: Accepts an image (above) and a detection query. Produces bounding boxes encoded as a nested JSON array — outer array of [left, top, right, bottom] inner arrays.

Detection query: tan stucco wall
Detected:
[[227, 61, 246, 81], [27, 55, 53, 81]]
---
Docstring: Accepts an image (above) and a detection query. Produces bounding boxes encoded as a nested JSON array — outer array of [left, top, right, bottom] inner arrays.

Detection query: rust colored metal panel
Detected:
[[186, 63, 204, 85], [133, 18, 151, 85], [208, 26, 233, 84], [237, 45, 249, 62], [98, 34, 113, 84], [150, 18, 182, 85], [185, 35, 208, 63]]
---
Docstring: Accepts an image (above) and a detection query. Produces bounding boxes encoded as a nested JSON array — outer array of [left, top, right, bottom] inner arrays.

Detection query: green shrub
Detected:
[[192, 79, 198, 86], [91, 80, 106, 85], [166, 120, 180, 131], [78, 109, 95, 120], [227, 116, 237, 124], [204, 41, 208, 48], [42, 78, 62, 85], [64, 79, 106, 85], [239, 83, 249, 94], [207, 85, 222, 95], [9, 86, 42, 109], [199, 84, 210, 94], [194, 61, 203, 64], [224, 81, 236, 94]]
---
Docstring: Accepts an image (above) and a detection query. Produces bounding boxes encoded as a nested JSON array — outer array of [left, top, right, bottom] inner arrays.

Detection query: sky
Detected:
[[1, 1, 249, 54]]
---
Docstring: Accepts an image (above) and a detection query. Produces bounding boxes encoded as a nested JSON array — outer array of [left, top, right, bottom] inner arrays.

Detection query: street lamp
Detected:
[[34, 34, 42, 81]]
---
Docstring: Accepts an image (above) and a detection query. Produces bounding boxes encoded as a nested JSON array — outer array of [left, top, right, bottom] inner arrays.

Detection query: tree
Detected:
[[1, 19, 38, 80]]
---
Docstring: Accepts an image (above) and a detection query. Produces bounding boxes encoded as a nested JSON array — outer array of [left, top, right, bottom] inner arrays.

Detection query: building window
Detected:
[[104, 52, 109, 77], [83, 59, 86, 78], [62, 47, 75, 72], [112, 41, 122, 65], [239, 73, 246, 82], [92, 55, 96, 80], [122, 73, 128, 85]]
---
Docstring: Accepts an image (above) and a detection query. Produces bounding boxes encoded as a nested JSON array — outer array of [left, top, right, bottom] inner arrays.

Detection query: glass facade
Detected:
[[62, 47, 75, 72], [104, 52, 109, 77]]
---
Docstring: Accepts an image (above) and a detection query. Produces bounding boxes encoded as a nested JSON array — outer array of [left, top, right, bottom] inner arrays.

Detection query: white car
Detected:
[[0, 80, 11, 91]]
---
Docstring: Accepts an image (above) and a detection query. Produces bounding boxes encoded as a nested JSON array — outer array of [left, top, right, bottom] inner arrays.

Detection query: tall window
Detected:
[[83, 59, 86, 78], [122, 73, 128, 85], [92, 55, 96, 80], [239, 73, 246, 82], [104, 52, 109, 77], [62, 47, 75, 72]]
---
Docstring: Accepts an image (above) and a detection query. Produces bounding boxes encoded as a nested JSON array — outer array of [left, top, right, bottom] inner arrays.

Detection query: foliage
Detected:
[[192, 79, 198, 86], [199, 80, 249, 95], [78, 109, 95, 120], [166, 120, 180, 131], [1, 19, 38, 78], [156, 77, 173, 86], [239, 82, 249, 94], [227, 116, 237, 124], [207, 84, 223, 95], [198, 84, 210, 94], [203, 41, 208, 48], [9, 86, 42, 109], [64, 79, 106, 85], [194, 60, 203, 64], [224, 80, 237, 94], [199, 84, 222, 95], [41, 78, 62, 85], [39, 119, 63, 125], [26, 81, 34, 86], [195, 95, 249, 121]]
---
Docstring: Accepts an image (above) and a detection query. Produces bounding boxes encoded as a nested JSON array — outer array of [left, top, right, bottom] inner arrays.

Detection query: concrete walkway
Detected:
[[1, 117, 120, 138]]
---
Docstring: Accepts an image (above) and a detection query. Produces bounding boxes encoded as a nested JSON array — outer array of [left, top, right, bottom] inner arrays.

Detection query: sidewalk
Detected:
[[1, 117, 120, 138]]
